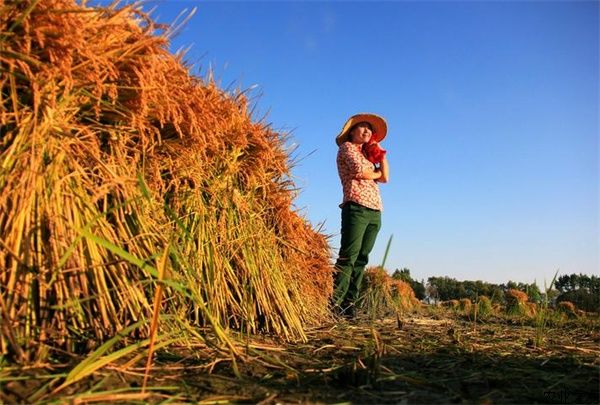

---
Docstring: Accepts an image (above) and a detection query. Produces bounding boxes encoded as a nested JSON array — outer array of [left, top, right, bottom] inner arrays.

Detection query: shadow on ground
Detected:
[[176, 316, 599, 404], [2, 315, 598, 404]]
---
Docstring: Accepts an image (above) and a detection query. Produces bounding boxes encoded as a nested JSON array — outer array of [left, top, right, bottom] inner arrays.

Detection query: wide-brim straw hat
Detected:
[[335, 113, 387, 146]]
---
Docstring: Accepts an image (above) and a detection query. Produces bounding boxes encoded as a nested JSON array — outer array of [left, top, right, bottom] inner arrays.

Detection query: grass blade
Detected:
[[54, 320, 143, 393], [381, 234, 393, 269], [142, 239, 170, 391]]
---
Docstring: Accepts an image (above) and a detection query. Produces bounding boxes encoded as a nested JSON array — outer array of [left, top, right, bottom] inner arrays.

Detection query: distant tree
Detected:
[[428, 276, 447, 300], [392, 268, 412, 283], [578, 274, 591, 291], [427, 276, 462, 301], [474, 280, 485, 297], [557, 290, 599, 312], [412, 279, 426, 300], [526, 283, 542, 303], [424, 276, 565, 306], [591, 275, 600, 296], [554, 273, 599, 312], [556, 274, 574, 293], [556, 273, 599, 293]]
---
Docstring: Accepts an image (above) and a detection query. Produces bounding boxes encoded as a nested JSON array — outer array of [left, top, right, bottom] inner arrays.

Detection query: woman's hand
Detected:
[[356, 169, 381, 181], [356, 157, 389, 182], [375, 156, 389, 183]]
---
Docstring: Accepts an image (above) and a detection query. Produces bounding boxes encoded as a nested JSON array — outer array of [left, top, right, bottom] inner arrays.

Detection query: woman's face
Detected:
[[350, 122, 373, 144]]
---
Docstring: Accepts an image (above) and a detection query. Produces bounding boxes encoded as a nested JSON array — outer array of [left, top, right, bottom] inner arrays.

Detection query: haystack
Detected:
[[557, 301, 577, 319], [505, 288, 532, 317], [360, 267, 419, 318], [458, 298, 472, 313], [475, 295, 493, 318], [0, 0, 332, 362]]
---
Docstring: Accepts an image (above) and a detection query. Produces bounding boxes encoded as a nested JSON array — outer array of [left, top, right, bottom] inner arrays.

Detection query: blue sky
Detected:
[[106, 1, 598, 286]]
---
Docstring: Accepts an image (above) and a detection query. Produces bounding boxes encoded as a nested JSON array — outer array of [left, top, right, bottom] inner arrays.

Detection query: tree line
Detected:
[[554, 273, 599, 312], [391, 269, 599, 312]]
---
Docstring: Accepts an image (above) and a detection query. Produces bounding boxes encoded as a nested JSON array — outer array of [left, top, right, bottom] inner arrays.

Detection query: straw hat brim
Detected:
[[335, 113, 387, 146]]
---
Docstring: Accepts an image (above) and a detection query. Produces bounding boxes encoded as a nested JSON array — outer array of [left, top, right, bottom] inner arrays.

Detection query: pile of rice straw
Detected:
[[0, 0, 332, 362]]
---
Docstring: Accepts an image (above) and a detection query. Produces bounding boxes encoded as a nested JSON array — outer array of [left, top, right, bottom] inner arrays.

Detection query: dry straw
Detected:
[[458, 298, 472, 314], [442, 300, 460, 309], [0, 0, 333, 364], [557, 301, 577, 318], [505, 289, 533, 317], [476, 295, 492, 318], [360, 267, 419, 319]]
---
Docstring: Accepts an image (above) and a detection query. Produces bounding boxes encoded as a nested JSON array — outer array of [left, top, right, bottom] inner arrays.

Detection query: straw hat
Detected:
[[335, 113, 387, 146]]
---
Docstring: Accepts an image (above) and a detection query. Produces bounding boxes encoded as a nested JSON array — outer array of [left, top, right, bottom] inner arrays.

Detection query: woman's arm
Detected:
[[357, 156, 389, 182], [357, 169, 381, 181], [376, 156, 389, 183]]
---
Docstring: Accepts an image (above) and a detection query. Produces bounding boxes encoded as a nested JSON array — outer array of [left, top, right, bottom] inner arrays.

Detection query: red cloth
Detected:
[[362, 141, 387, 164]]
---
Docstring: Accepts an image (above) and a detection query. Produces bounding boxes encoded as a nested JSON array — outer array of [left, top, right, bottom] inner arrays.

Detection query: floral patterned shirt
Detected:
[[337, 142, 383, 211]]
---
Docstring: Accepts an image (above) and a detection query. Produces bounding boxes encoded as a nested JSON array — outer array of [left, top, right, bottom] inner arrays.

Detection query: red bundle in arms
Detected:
[[362, 139, 387, 164]]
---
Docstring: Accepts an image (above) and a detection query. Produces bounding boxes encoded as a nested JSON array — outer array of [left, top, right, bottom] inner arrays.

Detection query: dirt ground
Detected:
[[173, 314, 599, 404], [2, 312, 599, 404]]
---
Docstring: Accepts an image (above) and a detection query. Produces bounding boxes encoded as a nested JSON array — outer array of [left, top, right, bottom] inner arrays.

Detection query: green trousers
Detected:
[[333, 202, 382, 307]]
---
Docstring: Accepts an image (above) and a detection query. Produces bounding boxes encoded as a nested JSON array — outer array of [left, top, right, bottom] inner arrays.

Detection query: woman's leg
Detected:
[[346, 210, 381, 304], [333, 204, 369, 307]]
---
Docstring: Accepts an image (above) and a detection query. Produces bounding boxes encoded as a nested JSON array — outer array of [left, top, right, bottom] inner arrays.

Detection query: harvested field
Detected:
[[2, 309, 598, 403]]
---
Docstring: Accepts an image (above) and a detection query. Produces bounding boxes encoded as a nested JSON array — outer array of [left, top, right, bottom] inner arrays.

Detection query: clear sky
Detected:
[[101, 0, 598, 287]]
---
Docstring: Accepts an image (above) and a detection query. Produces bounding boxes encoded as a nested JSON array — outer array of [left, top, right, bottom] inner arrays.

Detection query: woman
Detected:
[[333, 113, 389, 318]]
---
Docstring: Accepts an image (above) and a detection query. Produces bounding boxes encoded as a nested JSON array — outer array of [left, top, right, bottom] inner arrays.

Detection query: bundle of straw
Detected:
[[476, 295, 493, 318], [360, 267, 418, 318], [458, 298, 472, 314], [0, 0, 332, 363], [555, 301, 580, 319], [441, 300, 460, 309], [505, 289, 530, 317]]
